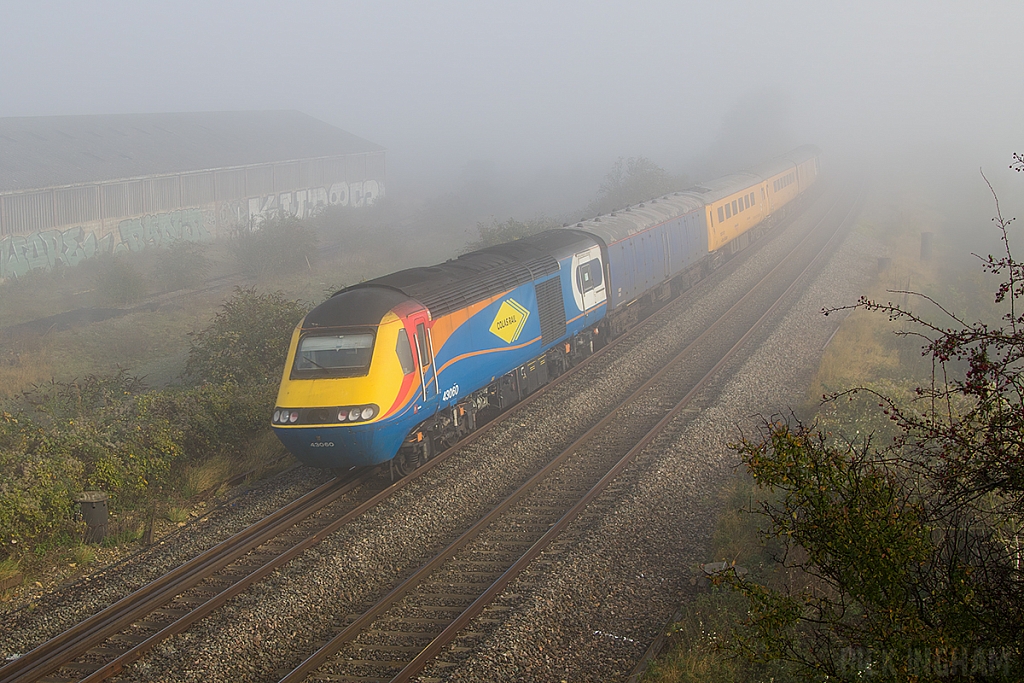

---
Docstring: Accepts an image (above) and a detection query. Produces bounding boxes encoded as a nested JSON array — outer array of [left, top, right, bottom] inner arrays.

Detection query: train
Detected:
[[271, 145, 821, 473]]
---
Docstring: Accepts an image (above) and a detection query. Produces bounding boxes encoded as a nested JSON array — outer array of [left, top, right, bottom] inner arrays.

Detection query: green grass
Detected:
[[0, 557, 19, 582], [165, 506, 190, 524], [70, 544, 96, 568]]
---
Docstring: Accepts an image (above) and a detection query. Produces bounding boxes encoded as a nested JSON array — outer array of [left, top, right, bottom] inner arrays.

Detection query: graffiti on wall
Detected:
[[116, 208, 211, 252], [220, 180, 383, 228], [0, 228, 114, 280], [0, 179, 384, 280], [0, 208, 211, 280]]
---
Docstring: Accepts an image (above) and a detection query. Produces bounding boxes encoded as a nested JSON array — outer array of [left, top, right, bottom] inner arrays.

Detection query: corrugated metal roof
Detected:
[[0, 111, 384, 193], [571, 193, 705, 246]]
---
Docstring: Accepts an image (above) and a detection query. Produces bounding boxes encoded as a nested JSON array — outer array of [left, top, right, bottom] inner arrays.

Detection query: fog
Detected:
[[3, 0, 1022, 219]]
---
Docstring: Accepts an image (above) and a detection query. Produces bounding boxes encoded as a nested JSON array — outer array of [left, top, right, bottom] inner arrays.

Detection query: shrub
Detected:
[[0, 365, 285, 560], [92, 254, 148, 306], [234, 211, 319, 280], [465, 217, 555, 251], [159, 239, 210, 292], [184, 287, 307, 386]]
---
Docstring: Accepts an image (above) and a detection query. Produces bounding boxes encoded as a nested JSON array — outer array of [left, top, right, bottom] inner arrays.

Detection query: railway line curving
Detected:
[[0, 180, 864, 682]]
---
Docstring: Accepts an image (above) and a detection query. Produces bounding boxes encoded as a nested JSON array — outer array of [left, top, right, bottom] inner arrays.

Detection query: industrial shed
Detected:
[[0, 111, 385, 279]]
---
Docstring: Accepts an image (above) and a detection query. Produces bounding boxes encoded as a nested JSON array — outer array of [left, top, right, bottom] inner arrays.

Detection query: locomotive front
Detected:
[[271, 286, 426, 469]]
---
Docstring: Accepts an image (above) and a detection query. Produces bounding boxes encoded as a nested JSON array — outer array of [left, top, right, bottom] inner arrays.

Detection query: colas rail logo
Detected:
[[489, 298, 530, 344]]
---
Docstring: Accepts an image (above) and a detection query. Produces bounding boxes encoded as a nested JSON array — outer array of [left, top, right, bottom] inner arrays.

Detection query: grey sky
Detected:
[[2, 0, 1022, 203]]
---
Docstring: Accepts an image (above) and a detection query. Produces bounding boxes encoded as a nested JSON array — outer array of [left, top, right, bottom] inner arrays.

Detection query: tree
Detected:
[[465, 216, 555, 251], [585, 156, 687, 217], [726, 163, 1024, 681], [184, 287, 308, 386]]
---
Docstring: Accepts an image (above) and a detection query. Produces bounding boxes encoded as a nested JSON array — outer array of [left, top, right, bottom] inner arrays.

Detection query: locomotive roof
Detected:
[[303, 286, 411, 329], [340, 229, 595, 319]]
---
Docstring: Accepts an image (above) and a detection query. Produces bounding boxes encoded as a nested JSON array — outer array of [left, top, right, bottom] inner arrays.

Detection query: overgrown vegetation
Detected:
[[464, 216, 557, 251], [722, 218, 1024, 679], [0, 287, 305, 567], [642, 474, 797, 683], [91, 253, 148, 306], [184, 287, 308, 385], [649, 162, 1024, 682], [233, 211, 320, 280], [159, 238, 211, 292]]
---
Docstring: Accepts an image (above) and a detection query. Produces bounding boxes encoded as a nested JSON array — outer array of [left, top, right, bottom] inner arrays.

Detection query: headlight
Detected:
[[348, 407, 361, 421], [273, 410, 281, 423], [337, 409, 348, 422], [289, 411, 299, 423], [361, 406, 375, 420]]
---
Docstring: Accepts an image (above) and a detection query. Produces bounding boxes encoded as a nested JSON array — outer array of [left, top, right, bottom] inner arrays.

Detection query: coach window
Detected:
[[725, 203, 731, 219], [732, 200, 738, 215], [718, 206, 725, 223], [396, 328, 414, 375], [416, 323, 431, 368]]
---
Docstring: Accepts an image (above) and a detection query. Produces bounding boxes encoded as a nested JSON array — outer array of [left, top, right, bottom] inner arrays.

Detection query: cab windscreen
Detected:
[[292, 332, 374, 377]]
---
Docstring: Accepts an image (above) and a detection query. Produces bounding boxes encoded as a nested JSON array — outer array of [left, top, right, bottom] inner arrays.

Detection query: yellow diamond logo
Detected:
[[489, 298, 530, 344]]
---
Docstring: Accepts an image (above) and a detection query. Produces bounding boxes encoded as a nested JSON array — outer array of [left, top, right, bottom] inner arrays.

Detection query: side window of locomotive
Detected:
[[578, 261, 594, 293], [396, 328, 415, 375], [718, 206, 725, 223], [416, 323, 431, 368]]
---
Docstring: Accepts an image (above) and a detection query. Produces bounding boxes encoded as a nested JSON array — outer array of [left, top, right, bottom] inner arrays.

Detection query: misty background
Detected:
[[3, 0, 1022, 227]]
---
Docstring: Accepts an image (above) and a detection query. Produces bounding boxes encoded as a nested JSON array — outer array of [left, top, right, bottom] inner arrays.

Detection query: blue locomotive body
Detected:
[[273, 146, 822, 471]]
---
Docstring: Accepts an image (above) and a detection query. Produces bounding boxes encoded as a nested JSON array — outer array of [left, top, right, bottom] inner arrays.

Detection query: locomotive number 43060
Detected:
[[442, 384, 460, 402]]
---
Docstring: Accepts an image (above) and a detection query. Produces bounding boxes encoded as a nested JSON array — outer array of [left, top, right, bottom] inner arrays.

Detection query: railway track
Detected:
[[0, 474, 384, 683], [0, 278, 624, 683], [272, 190, 861, 682], [0, 184, 857, 683]]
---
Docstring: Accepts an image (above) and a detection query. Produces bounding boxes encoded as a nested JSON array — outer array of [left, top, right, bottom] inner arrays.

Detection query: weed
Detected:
[[71, 544, 96, 567], [180, 456, 231, 499], [165, 506, 190, 524], [95, 511, 145, 547], [0, 557, 20, 581]]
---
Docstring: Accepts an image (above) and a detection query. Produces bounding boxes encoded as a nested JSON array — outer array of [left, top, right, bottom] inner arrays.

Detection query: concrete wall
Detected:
[[0, 151, 385, 281]]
